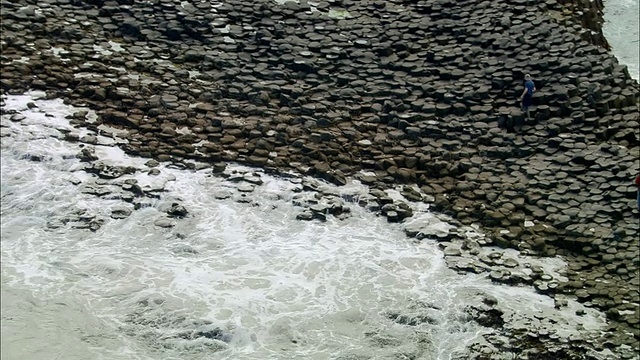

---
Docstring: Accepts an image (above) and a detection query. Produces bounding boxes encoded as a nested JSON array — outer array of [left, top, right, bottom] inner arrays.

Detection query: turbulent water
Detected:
[[603, 0, 640, 80], [0, 96, 482, 360], [0, 94, 609, 359]]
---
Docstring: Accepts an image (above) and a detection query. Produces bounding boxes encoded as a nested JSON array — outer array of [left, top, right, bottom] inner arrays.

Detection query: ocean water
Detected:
[[0, 94, 610, 360], [603, 0, 640, 80]]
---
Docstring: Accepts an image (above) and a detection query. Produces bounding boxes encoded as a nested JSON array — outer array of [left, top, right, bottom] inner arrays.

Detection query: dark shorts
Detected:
[[522, 93, 533, 109]]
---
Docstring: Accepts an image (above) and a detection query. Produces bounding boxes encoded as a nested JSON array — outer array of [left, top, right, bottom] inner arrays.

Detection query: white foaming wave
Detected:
[[140, 173, 460, 357], [1, 144, 93, 288], [1, 144, 473, 359], [603, 0, 640, 80]]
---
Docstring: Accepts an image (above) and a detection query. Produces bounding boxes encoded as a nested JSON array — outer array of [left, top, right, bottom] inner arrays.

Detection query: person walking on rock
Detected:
[[519, 74, 536, 121]]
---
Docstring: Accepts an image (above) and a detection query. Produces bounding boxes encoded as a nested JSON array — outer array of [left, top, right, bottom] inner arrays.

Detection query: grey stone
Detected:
[[111, 206, 132, 219], [154, 218, 175, 228]]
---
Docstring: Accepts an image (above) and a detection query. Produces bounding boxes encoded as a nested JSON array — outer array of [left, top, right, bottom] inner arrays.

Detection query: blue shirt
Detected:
[[525, 80, 535, 95]]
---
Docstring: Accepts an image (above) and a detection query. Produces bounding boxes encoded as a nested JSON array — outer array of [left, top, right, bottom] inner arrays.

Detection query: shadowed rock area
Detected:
[[1, 0, 638, 357]]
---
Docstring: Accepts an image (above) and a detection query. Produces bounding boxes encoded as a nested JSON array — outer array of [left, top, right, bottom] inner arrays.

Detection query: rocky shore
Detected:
[[0, 93, 621, 359], [1, 0, 638, 358]]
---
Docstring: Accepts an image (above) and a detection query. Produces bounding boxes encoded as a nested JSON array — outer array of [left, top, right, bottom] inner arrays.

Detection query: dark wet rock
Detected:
[[133, 199, 153, 210], [233, 194, 253, 204], [70, 213, 105, 232], [385, 311, 438, 326], [180, 327, 232, 343], [64, 132, 80, 142], [80, 134, 98, 145], [46, 218, 66, 229], [443, 246, 461, 257], [122, 182, 145, 197], [171, 242, 198, 256], [213, 190, 232, 200], [88, 219, 105, 232], [465, 305, 505, 329], [243, 174, 264, 185], [77, 147, 99, 162], [84, 162, 137, 179], [154, 218, 175, 228], [404, 221, 454, 242], [482, 295, 499, 307], [9, 114, 25, 122], [211, 163, 227, 174], [296, 210, 314, 221], [71, 110, 89, 120], [401, 186, 424, 202], [306, 206, 328, 221], [381, 202, 413, 222], [166, 203, 188, 218], [110, 206, 132, 219], [81, 184, 112, 197], [124, 300, 233, 352], [19, 151, 49, 162], [237, 183, 255, 193]]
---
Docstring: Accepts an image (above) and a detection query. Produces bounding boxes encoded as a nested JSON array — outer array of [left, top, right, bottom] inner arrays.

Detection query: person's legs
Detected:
[[521, 104, 531, 120], [522, 94, 532, 120]]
